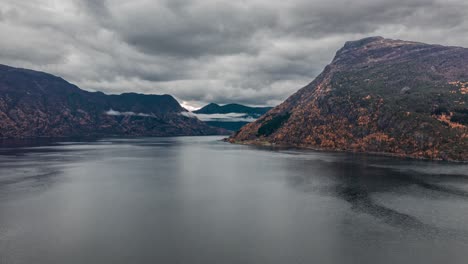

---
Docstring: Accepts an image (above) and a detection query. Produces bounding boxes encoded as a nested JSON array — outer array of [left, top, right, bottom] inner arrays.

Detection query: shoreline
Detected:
[[225, 138, 468, 163]]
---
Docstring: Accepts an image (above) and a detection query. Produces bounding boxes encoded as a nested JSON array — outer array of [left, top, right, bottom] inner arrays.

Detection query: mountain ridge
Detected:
[[229, 37, 468, 161], [194, 103, 272, 115], [0, 64, 226, 138], [192, 102, 272, 131]]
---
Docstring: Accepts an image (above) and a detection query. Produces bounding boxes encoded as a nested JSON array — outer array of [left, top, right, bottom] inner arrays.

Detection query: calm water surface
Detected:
[[1, 136, 468, 264]]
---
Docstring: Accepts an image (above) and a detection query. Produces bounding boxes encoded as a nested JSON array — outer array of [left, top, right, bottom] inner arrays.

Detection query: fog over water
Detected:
[[1, 136, 468, 264]]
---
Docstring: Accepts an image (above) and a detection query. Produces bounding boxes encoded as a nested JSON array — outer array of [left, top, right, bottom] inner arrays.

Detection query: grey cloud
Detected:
[[112, 1, 277, 57], [105, 109, 153, 117], [192, 113, 257, 122], [0, 0, 467, 108], [75, 0, 110, 18]]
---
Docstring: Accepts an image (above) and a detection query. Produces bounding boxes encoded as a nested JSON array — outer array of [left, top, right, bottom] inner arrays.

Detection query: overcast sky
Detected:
[[1, 0, 467, 109]]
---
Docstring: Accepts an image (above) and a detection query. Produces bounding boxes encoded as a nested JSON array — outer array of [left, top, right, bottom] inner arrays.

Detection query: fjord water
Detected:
[[1, 136, 468, 264]]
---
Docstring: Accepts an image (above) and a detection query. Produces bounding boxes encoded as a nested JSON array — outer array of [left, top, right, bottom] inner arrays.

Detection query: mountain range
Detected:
[[2, 37, 467, 161], [192, 103, 272, 131], [0, 64, 226, 138], [230, 37, 468, 161]]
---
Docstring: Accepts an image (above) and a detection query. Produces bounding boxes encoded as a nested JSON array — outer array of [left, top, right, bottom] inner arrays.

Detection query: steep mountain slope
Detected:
[[230, 37, 468, 161], [0, 64, 225, 138], [193, 103, 272, 131]]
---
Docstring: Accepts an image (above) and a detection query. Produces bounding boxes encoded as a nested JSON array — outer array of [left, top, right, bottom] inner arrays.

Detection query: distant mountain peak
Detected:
[[194, 103, 272, 115], [192, 103, 273, 131]]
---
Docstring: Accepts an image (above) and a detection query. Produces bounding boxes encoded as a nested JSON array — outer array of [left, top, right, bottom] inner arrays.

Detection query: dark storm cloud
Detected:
[[1, 0, 467, 108]]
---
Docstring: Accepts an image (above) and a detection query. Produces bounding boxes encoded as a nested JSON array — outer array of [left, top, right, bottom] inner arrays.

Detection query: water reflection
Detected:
[[1, 136, 468, 264], [282, 152, 468, 240]]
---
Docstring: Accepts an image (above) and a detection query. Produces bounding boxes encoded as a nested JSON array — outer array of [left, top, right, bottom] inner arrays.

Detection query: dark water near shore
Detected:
[[1, 136, 468, 264]]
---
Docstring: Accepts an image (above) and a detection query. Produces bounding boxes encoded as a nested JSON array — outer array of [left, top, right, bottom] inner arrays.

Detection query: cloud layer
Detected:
[[190, 113, 257, 122], [1, 0, 467, 108], [105, 109, 153, 117]]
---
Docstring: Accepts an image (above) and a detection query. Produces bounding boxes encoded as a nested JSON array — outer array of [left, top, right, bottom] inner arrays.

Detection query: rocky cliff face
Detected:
[[230, 37, 468, 161], [0, 64, 225, 138]]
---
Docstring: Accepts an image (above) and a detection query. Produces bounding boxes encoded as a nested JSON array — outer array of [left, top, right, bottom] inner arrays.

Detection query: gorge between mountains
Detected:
[[0, 37, 467, 161], [3, 1, 468, 263], [1, 35, 468, 264]]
